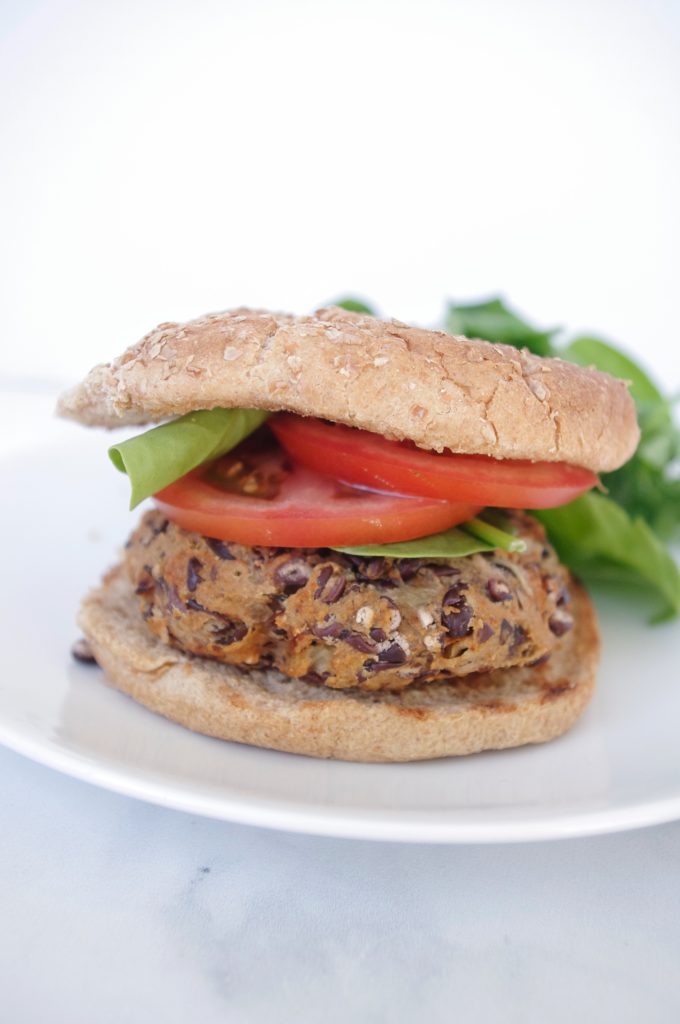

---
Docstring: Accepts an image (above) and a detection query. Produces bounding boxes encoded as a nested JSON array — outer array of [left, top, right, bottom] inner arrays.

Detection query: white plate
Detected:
[[3, 395, 680, 843]]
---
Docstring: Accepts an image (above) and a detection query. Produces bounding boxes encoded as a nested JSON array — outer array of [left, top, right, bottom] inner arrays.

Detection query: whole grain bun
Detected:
[[58, 306, 638, 472], [79, 565, 599, 762]]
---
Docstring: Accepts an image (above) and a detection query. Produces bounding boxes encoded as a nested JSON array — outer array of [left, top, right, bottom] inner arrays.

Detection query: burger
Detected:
[[58, 305, 639, 761]]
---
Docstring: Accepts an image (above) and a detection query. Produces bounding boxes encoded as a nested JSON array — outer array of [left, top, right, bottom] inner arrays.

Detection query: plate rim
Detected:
[[3, 719, 680, 843]]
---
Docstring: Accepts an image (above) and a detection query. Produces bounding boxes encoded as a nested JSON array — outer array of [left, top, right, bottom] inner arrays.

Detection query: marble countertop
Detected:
[[2, 742, 679, 1023]]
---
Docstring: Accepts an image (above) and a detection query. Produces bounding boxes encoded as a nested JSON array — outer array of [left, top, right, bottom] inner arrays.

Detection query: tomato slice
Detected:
[[153, 432, 480, 547], [270, 415, 598, 510]]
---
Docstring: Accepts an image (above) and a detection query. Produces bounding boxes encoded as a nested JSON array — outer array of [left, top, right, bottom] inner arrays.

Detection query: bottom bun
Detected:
[[79, 564, 599, 762]]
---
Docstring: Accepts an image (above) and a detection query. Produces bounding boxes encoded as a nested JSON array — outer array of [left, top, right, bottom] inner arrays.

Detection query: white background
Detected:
[[2, 0, 679, 388], [2, 2, 680, 1021]]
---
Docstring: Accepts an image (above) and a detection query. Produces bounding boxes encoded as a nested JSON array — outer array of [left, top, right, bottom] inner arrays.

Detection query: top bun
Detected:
[[58, 306, 639, 472]]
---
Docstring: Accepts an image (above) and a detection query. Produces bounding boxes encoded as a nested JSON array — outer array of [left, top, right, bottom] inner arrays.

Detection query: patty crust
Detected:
[[124, 510, 574, 692]]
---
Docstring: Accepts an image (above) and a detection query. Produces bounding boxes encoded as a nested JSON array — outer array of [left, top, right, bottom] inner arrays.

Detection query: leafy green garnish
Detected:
[[334, 515, 523, 559], [536, 493, 680, 622], [334, 527, 494, 559], [333, 296, 376, 315], [109, 408, 269, 509], [446, 296, 558, 356], [562, 336, 664, 404], [462, 517, 526, 553]]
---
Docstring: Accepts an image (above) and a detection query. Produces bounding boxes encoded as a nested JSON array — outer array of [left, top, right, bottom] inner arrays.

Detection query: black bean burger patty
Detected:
[[125, 510, 574, 692]]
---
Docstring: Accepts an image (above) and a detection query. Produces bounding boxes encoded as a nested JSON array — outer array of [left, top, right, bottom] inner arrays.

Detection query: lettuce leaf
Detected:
[[562, 335, 665, 404], [333, 527, 495, 559], [333, 296, 376, 315], [536, 493, 680, 621], [334, 516, 524, 559], [446, 296, 558, 356], [461, 515, 527, 553], [109, 408, 269, 509]]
